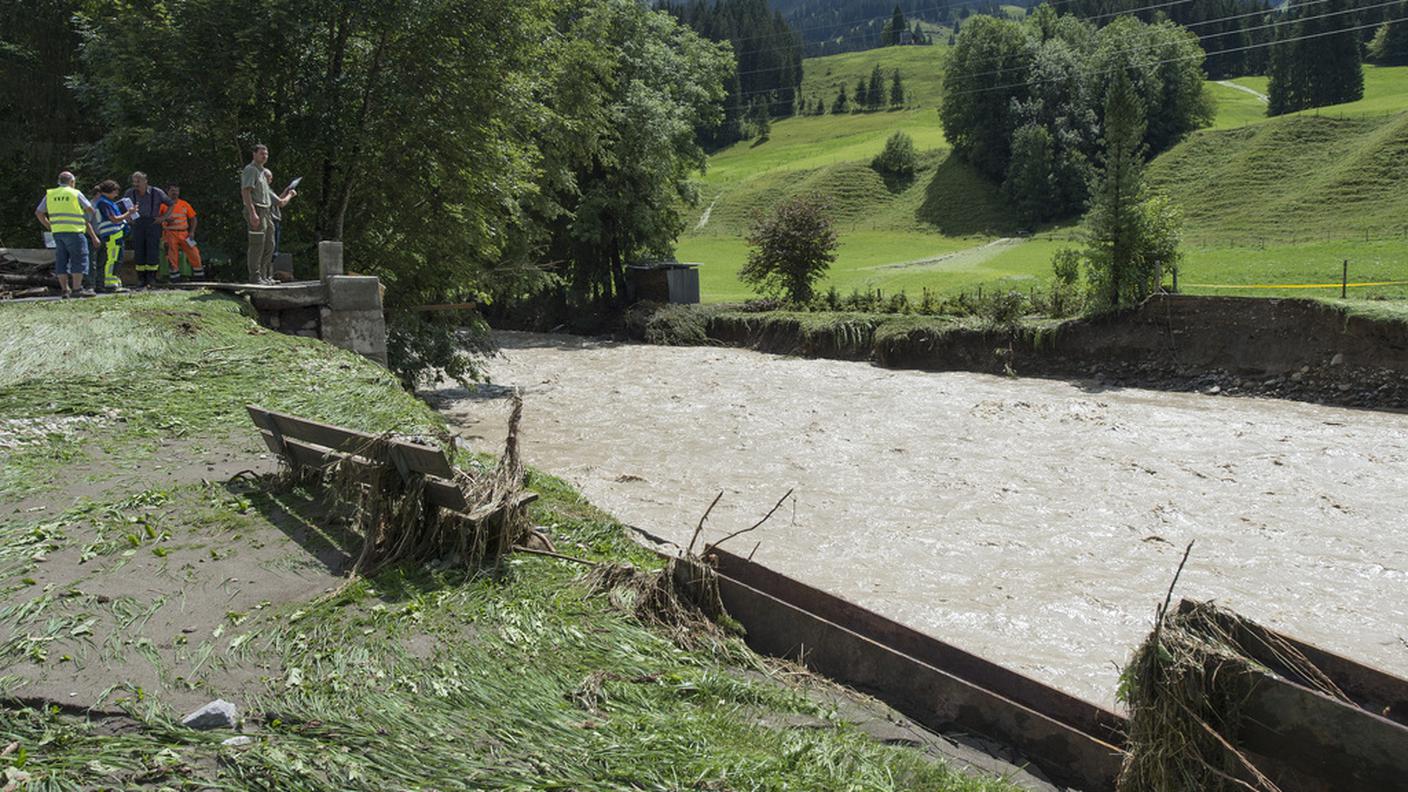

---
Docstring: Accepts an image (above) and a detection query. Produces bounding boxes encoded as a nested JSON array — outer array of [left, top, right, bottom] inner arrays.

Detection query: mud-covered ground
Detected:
[[433, 332, 1408, 707]]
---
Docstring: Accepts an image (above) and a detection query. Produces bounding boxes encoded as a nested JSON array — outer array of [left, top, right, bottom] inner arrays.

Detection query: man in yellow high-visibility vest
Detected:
[[34, 171, 102, 298]]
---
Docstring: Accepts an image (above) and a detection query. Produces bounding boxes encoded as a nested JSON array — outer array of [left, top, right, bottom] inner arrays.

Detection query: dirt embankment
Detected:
[[696, 296, 1408, 410]]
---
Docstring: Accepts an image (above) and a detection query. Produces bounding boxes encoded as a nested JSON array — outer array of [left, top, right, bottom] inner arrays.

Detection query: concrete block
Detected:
[[244, 281, 325, 311], [325, 275, 383, 311], [321, 307, 388, 366], [318, 241, 344, 280]]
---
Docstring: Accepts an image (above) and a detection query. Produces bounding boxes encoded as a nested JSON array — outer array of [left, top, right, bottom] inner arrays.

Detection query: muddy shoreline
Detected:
[[702, 296, 1408, 412]]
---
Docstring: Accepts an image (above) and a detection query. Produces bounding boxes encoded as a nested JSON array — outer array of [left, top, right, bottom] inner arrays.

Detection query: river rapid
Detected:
[[432, 331, 1408, 707]]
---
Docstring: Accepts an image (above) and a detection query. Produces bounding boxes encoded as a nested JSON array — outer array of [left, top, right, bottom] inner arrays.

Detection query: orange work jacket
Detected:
[[161, 199, 197, 233]]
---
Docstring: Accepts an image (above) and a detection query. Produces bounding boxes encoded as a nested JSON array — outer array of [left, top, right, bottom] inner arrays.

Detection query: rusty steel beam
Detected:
[[713, 571, 1126, 791], [1233, 667, 1408, 791], [711, 548, 1126, 745], [1179, 599, 1408, 727]]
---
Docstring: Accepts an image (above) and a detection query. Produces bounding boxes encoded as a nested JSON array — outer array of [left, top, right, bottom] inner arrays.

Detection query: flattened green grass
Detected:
[[0, 292, 1025, 791], [0, 473, 1022, 791]]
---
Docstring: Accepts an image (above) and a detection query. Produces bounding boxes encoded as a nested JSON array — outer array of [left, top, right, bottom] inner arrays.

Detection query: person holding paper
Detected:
[[262, 168, 297, 258], [241, 144, 277, 284], [91, 180, 136, 293], [160, 184, 203, 281], [122, 172, 171, 289]]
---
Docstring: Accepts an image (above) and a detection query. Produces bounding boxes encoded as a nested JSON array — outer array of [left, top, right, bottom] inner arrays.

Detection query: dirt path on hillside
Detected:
[[865, 237, 1024, 272], [433, 332, 1408, 707], [1216, 80, 1268, 103]]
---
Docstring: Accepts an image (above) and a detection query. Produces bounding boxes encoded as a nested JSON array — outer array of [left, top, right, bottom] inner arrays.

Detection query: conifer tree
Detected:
[[855, 78, 869, 111], [832, 84, 850, 114], [868, 65, 886, 110], [890, 5, 908, 45], [890, 69, 905, 107], [1085, 71, 1149, 308], [1267, 0, 1363, 115], [1369, 2, 1408, 65]]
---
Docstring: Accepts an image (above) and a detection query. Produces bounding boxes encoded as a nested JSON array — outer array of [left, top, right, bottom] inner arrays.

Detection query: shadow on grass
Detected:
[[916, 153, 1024, 237], [878, 169, 917, 195], [230, 479, 361, 576]]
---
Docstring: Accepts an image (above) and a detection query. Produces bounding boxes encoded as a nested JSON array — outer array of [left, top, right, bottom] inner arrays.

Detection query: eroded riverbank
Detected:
[[432, 331, 1408, 706]]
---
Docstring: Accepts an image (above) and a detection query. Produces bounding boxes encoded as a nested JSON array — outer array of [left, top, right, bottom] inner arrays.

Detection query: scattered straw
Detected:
[[1117, 598, 1352, 792], [317, 393, 530, 578]]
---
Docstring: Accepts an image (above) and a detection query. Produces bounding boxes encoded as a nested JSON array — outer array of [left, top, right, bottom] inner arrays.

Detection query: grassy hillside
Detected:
[[682, 49, 1408, 302], [0, 292, 1023, 791], [1149, 113, 1408, 244], [797, 44, 949, 113]]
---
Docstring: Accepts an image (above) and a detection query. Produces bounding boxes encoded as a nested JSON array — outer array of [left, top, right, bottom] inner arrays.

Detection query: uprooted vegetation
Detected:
[[1117, 599, 1356, 792], [0, 292, 1023, 791]]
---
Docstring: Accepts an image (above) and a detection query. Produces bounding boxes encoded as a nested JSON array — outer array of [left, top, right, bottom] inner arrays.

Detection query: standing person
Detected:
[[160, 184, 203, 281], [241, 144, 277, 284], [91, 180, 136, 293], [122, 172, 170, 290], [262, 168, 296, 259], [34, 171, 102, 298]]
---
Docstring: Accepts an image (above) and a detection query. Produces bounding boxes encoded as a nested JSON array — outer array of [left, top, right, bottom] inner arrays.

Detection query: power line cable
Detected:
[[711, 12, 1392, 116], [718, 0, 1378, 112], [944, 0, 1395, 88], [724, 0, 1299, 85], [712, 0, 1212, 66], [942, 13, 1398, 98]]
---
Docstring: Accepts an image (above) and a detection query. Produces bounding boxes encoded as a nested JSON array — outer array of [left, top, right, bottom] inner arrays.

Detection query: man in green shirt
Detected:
[[241, 144, 276, 284]]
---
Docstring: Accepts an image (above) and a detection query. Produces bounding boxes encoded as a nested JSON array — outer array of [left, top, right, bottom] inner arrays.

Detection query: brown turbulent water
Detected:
[[433, 331, 1408, 707]]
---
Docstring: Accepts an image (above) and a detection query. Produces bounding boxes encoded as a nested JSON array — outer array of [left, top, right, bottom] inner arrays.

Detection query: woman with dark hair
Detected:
[[92, 180, 135, 293]]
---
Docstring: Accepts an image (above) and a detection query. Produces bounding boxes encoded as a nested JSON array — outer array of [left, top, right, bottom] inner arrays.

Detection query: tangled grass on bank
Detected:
[[1, 472, 1026, 791], [0, 292, 1028, 792]]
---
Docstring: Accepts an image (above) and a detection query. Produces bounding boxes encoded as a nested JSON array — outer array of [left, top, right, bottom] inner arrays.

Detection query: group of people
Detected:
[[34, 144, 296, 297]]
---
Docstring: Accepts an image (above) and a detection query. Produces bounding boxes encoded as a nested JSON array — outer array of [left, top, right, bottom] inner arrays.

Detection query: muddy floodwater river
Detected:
[[434, 332, 1408, 706]]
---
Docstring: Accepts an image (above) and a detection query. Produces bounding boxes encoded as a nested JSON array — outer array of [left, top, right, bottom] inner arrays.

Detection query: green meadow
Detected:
[[682, 42, 1408, 303]]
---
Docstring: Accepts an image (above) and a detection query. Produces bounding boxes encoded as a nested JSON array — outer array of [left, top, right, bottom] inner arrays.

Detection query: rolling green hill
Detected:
[[797, 44, 949, 114], [680, 53, 1408, 302]]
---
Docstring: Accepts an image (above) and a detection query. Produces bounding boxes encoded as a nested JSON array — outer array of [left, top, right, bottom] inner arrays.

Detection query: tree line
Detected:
[[3, 0, 735, 385], [940, 6, 1213, 223], [771, 0, 988, 56], [658, 0, 805, 148], [797, 66, 908, 115]]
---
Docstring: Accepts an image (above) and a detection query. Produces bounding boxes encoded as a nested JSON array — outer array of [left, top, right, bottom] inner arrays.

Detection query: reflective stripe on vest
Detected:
[[163, 200, 193, 232], [45, 187, 87, 234], [96, 200, 123, 238]]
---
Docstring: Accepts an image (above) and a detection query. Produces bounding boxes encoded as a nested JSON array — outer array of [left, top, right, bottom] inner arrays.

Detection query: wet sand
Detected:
[[434, 331, 1408, 706]]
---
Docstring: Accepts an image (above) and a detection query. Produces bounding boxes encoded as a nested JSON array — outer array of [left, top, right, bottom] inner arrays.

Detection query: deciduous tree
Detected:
[[741, 194, 839, 304]]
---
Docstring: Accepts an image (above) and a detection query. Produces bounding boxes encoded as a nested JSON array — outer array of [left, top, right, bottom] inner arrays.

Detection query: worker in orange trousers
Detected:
[[161, 184, 203, 281]]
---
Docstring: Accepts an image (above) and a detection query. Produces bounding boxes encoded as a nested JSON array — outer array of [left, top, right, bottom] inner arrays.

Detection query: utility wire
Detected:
[[682, 0, 1208, 55], [723, 0, 1311, 85], [713, 4, 1386, 116], [945, 0, 1397, 88], [943, 13, 1400, 98]]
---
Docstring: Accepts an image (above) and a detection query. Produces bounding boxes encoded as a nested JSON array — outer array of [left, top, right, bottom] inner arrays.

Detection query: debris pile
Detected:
[[1117, 600, 1351, 792], [0, 249, 56, 298], [584, 489, 792, 648], [325, 396, 531, 578]]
